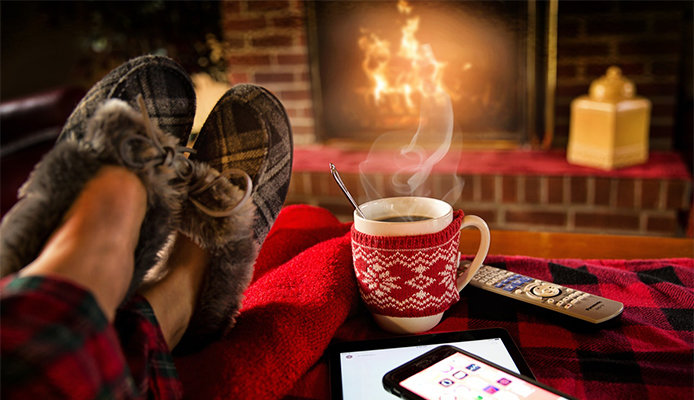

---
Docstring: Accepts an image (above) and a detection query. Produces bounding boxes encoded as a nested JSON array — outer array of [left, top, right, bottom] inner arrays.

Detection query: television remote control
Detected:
[[463, 264, 624, 324]]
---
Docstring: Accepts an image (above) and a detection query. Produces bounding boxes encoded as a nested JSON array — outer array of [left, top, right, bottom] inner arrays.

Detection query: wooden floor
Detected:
[[459, 229, 694, 260]]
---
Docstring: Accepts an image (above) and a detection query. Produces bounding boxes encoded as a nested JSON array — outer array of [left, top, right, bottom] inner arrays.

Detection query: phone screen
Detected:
[[400, 351, 568, 400], [339, 338, 519, 400]]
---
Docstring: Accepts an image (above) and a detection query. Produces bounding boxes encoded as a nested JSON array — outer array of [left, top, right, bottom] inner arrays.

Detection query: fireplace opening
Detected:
[[307, 0, 552, 147]]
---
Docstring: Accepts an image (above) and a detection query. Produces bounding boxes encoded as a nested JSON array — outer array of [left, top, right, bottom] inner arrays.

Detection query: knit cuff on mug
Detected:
[[351, 210, 464, 318]]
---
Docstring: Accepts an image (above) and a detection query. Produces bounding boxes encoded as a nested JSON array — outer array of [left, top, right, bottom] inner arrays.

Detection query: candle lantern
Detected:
[[567, 66, 651, 169]]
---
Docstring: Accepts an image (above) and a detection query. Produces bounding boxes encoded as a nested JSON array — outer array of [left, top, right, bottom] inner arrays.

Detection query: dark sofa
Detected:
[[1, 87, 85, 216]]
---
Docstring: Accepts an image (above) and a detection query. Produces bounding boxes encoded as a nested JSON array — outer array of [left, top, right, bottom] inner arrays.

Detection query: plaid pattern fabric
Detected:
[[171, 205, 692, 400], [443, 256, 694, 400], [1, 275, 137, 399], [192, 84, 293, 247], [318, 256, 694, 400], [1, 275, 182, 400], [58, 54, 196, 146], [115, 296, 183, 400]]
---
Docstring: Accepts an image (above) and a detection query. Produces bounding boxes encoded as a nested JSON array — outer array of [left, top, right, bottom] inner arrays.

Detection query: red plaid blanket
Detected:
[[175, 205, 694, 400]]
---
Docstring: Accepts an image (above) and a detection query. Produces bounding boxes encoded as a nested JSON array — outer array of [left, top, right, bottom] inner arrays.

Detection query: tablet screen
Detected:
[[330, 329, 532, 400]]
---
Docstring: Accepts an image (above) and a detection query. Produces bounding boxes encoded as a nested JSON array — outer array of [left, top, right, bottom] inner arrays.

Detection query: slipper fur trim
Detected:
[[1, 99, 185, 300], [176, 161, 258, 351]]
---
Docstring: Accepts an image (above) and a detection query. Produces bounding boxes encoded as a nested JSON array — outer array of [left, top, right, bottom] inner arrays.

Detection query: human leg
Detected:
[[0, 55, 197, 400], [1, 55, 196, 301], [139, 84, 293, 352], [140, 233, 209, 348], [19, 166, 146, 321]]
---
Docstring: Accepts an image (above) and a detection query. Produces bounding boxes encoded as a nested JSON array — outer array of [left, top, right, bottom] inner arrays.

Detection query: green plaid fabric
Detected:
[[1, 275, 183, 400]]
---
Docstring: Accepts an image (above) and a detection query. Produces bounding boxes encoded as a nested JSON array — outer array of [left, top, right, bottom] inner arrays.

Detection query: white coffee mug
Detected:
[[352, 197, 490, 334]]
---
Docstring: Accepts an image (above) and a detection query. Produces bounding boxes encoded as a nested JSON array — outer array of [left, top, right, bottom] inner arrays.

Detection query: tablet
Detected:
[[329, 328, 533, 400]]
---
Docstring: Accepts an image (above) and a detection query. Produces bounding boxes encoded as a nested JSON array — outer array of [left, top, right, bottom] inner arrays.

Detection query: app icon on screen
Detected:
[[439, 364, 454, 373], [439, 378, 455, 387], [497, 377, 512, 386], [466, 364, 481, 372], [452, 370, 468, 380], [484, 385, 499, 394]]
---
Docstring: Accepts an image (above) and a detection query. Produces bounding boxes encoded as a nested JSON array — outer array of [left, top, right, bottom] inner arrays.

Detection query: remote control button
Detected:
[[566, 293, 579, 301], [522, 286, 542, 300], [531, 284, 562, 298]]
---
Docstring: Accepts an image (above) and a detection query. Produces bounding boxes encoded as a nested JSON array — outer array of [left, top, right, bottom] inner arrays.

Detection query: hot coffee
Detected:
[[376, 215, 431, 223]]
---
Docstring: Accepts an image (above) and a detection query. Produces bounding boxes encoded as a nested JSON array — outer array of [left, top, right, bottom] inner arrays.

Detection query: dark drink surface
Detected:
[[376, 215, 431, 222]]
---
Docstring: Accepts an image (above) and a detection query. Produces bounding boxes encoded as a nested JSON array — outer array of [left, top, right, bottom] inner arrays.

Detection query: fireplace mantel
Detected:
[[286, 146, 692, 237]]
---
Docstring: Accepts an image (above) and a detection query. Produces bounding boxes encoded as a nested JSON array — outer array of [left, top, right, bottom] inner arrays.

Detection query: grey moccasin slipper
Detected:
[[189, 84, 293, 248], [0, 55, 196, 300], [59, 54, 195, 147], [174, 84, 293, 350], [0, 97, 193, 300]]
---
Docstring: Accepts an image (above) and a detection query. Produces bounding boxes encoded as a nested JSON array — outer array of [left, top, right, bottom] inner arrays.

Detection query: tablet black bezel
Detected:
[[328, 328, 534, 400]]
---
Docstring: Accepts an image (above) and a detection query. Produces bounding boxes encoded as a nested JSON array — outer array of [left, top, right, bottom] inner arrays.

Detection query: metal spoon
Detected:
[[329, 163, 366, 219]]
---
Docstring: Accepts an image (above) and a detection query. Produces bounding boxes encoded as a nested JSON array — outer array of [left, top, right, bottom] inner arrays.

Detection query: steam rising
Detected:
[[358, 85, 464, 205], [358, 1, 464, 206]]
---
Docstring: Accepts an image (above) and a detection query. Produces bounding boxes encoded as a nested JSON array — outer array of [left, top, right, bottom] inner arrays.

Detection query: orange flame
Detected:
[[358, 0, 449, 113]]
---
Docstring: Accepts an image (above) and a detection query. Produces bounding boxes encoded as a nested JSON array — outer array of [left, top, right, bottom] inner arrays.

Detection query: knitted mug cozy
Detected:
[[351, 210, 464, 318]]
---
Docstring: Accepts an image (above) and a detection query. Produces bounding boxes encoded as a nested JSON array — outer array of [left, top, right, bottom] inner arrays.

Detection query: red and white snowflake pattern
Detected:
[[351, 211, 464, 318]]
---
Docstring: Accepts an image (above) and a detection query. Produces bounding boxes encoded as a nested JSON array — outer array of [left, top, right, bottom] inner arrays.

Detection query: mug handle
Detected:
[[455, 215, 491, 291]]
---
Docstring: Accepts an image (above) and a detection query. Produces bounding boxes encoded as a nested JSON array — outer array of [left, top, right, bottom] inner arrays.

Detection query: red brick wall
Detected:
[[220, 0, 315, 144], [287, 167, 691, 237]]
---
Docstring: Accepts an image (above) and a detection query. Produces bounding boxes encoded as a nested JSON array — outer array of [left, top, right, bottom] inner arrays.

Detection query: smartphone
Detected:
[[383, 345, 577, 400], [330, 328, 535, 400]]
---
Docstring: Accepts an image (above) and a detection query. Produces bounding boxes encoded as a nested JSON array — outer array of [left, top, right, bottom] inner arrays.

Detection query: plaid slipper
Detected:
[[189, 84, 293, 248], [1, 56, 195, 301], [58, 55, 196, 298], [174, 84, 293, 350], [58, 54, 195, 147], [175, 162, 257, 351], [0, 98, 192, 300]]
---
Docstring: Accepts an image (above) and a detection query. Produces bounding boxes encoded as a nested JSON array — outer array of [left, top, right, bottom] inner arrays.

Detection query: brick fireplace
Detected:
[[217, 0, 692, 237]]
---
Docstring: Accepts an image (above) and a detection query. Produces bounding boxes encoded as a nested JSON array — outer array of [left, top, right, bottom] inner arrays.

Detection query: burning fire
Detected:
[[358, 0, 454, 113], [358, 1, 464, 205]]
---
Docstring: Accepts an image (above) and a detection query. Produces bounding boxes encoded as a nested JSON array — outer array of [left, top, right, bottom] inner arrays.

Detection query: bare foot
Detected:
[[21, 166, 147, 321], [140, 233, 210, 348]]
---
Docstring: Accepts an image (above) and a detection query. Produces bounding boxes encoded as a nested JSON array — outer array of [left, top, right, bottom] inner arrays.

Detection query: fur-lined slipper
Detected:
[[0, 98, 191, 300], [174, 84, 293, 350], [59, 54, 196, 147], [189, 84, 293, 248], [175, 162, 257, 351], [1, 54, 195, 299]]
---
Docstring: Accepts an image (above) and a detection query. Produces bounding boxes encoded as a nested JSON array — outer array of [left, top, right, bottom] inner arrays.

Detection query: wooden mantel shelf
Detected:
[[460, 229, 694, 260]]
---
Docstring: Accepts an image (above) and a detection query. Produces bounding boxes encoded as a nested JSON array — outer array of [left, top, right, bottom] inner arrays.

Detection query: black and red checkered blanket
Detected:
[[175, 205, 694, 400]]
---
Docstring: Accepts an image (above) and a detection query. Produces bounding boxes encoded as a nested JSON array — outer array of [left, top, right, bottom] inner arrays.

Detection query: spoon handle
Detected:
[[329, 163, 366, 219]]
